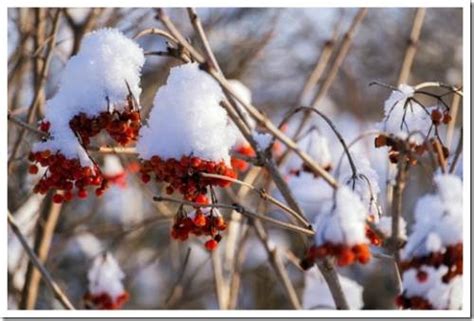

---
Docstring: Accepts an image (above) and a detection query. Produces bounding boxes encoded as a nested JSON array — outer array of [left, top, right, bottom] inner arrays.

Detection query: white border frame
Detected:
[[1, 0, 471, 318]]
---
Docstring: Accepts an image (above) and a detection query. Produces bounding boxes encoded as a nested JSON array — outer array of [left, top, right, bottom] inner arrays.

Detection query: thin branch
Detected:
[[449, 127, 463, 174], [153, 195, 314, 237], [20, 193, 64, 309], [8, 212, 74, 310], [397, 8, 426, 84], [8, 9, 62, 173], [200, 172, 309, 227]]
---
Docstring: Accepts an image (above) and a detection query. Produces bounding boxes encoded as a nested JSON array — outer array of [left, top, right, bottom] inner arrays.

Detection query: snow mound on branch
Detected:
[[137, 63, 237, 164], [303, 268, 363, 309], [102, 155, 124, 177], [253, 131, 272, 150], [286, 129, 332, 172], [379, 84, 432, 145], [339, 151, 380, 216], [288, 173, 333, 219], [402, 174, 462, 259], [402, 266, 462, 309], [376, 216, 407, 240], [88, 253, 126, 299], [314, 186, 368, 246], [33, 28, 145, 166]]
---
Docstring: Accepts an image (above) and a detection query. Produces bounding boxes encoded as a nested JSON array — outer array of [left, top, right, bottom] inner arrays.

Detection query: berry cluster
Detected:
[[396, 294, 433, 310], [374, 135, 449, 165], [300, 243, 371, 269], [83, 291, 129, 310], [231, 144, 255, 172], [400, 243, 463, 283], [140, 155, 236, 203], [69, 108, 140, 146], [171, 209, 227, 251], [365, 225, 383, 246], [29, 150, 108, 202]]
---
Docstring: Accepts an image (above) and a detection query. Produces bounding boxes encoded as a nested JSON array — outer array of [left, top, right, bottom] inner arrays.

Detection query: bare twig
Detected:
[[20, 194, 64, 309], [153, 195, 314, 236], [200, 172, 309, 227], [8, 9, 62, 173], [252, 220, 302, 309], [8, 212, 74, 310], [397, 8, 426, 84], [449, 127, 463, 174]]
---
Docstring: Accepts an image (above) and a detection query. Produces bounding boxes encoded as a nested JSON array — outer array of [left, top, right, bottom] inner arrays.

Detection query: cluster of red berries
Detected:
[[395, 294, 433, 310], [171, 209, 227, 251], [430, 109, 452, 126], [400, 243, 463, 283], [365, 225, 383, 246], [140, 155, 236, 203], [231, 144, 255, 172], [300, 243, 371, 269], [83, 291, 129, 310], [374, 135, 449, 165], [69, 109, 140, 146], [29, 150, 108, 203]]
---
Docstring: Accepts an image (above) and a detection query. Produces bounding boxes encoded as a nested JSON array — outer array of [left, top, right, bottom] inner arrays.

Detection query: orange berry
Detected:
[[195, 194, 209, 205], [193, 212, 206, 227], [205, 239, 218, 251]]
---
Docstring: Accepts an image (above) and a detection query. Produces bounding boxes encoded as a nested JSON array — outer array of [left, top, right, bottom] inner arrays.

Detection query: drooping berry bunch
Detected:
[[29, 150, 108, 203], [400, 243, 462, 283], [231, 144, 255, 172], [396, 295, 433, 310], [69, 95, 141, 147], [374, 135, 449, 165], [140, 155, 236, 203], [171, 208, 227, 251], [83, 291, 129, 310], [365, 225, 383, 247], [300, 243, 371, 269]]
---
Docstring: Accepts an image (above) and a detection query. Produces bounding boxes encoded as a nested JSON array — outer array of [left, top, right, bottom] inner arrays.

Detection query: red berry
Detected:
[[205, 239, 218, 251], [141, 174, 151, 183], [416, 270, 428, 283], [52, 194, 64, 203], [195, 194, 209, 205], [28, 164, 39, 174], [78, 189, 88, 199]]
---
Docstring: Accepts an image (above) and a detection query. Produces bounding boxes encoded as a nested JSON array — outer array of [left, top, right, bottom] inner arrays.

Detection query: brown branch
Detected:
[[449, 127, 463, 174], [389, 149, 409, 265], [252, 220, 302, 309], [20, 193, 64, 309], [153, 195, 314, 236], [200, 172, 309, 227], [8, 9, 62, 173], [8, 212, 74, 310], [397, 8, 426, 84]]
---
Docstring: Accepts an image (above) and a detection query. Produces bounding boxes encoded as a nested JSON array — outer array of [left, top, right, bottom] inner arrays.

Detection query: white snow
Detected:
[[102, 155, 124, 177], [338, 151, 380, 216], [88, 252, 126, 299], [137, 63, 237, 164], [402, 174, 462, 259], [402, 266, 462, 309], [253, 131, 273, 150], [379, 84, 432, 145], [33, 28, 145, 167], [376, 216, 407, 240], [286, 129, 332, 172], [314, 186, 369, 246], [287, 173, 333, 220], [303, 267, 363, 309]]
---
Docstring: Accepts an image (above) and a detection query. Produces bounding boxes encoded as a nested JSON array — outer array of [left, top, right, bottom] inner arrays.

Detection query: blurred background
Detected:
[[7, 8, 463, 310]]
